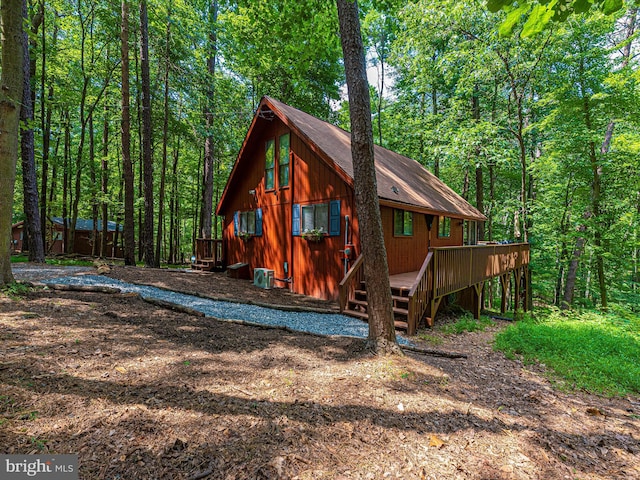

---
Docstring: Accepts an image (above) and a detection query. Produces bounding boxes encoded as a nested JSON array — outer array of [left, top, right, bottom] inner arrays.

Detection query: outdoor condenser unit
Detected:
[[253, 268, 274, 289]]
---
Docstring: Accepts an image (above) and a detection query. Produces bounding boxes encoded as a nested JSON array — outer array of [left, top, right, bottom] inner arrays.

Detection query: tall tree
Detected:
[[121, 0, 135, 266], [200, 0, 217, 239], [20, 0, 45, 262], [140, 0, 156, 267], [156, 2, 173, 262], [337, 0, 400, 354], [0, 0, 24, 284]]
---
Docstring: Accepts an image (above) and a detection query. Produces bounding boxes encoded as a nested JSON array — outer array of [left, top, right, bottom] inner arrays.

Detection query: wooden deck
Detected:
[[389, 271, 420, 290], [192, 238, 225, 271], [340, 243, 530, 335]]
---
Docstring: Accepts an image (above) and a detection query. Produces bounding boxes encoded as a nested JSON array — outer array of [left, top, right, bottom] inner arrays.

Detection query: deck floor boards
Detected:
[[389, 271, 419, 290]]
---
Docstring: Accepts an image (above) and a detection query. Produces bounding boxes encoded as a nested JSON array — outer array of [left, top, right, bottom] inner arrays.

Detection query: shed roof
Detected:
[[51, 217, 122, 232], [218, 96, 486, 221]]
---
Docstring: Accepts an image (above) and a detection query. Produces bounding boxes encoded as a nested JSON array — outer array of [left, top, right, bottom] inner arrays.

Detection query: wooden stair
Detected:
[[191, 258, 223, 272], [343, 281, 411, 331]]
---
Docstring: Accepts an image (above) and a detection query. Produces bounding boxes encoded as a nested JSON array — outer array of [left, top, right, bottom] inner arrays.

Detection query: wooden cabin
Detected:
[[209, 96, 529, 333], [11, 217, 123, 258]]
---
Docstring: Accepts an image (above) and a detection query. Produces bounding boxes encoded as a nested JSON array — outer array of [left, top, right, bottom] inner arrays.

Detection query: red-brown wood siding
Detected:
[[220, 117, 358, 300], [382, 206, 430, 275], [290, 134, 356, 300], [431, 216, 463, 248], [220, 115, 468, 300]]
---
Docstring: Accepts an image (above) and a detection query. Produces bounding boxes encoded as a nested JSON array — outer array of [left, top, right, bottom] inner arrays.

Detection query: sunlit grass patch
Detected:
[[495, 307, 640, 396]]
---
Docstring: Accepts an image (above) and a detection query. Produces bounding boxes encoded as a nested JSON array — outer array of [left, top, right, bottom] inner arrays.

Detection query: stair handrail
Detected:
[[339, 254, 364, 312], [406, 252, 434, 335]]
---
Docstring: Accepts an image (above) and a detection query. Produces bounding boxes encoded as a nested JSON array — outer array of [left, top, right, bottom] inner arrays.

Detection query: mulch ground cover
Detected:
[[0, 265, 638, 479]]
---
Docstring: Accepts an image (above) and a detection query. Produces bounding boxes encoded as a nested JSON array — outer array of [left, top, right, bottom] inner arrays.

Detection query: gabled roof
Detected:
[[51, 217, 122, 232], [218, 96, 485, 221]]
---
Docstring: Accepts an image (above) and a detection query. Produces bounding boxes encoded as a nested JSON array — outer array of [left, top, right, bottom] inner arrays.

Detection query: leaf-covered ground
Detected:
[[0, 266, 638, 479]]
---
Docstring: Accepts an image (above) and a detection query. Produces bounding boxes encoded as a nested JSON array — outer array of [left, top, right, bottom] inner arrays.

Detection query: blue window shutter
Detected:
[[256, 208, 263, 236], [233, 211, 239, 236], [292, 204, 301, 236], [329, 200, 341, 236]]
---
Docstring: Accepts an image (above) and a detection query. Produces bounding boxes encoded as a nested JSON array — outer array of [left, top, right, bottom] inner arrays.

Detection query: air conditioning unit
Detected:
[[253, 268, 274, 289]]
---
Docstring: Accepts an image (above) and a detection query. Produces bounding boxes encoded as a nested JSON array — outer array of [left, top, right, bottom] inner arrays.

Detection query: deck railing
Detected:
[[194, 238, 224, 264], [339, 254, 364, 313], [407, 252, 433, 335], [430, 243, 530, 298], [339, 243, 530, 334]]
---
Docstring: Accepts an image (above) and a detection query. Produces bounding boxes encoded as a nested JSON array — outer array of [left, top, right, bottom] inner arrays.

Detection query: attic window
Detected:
[[391, 186, 399, 194], [265, 139, 275, 190]]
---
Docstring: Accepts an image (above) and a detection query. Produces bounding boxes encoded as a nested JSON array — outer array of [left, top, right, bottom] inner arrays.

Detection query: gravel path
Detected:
[[13, 265, 412, 346]]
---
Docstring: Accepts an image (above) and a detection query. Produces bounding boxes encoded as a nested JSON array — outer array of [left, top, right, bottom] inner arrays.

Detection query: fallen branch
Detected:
[[400, 343, 467, 359], [45, 283, 121, 294]]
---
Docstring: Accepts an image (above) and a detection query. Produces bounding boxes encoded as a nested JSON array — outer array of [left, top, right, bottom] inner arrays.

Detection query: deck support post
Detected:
[[472, 282, 483, 320], [429, 296, 442, 327], [514, 268, 521, 315], [500, 273, 509, 314]]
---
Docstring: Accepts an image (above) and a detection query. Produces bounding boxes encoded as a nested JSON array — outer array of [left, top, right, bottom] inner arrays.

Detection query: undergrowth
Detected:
[[494, 306, 640, 396], [440, 313, 494, 334], [1, 282, 31, 299]]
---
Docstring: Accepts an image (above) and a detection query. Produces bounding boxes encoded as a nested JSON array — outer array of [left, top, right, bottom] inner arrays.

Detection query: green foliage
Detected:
[[487, 0, 626, 37], [495, 307, 640, 395], [1, 282, 30, 299], [46, 258, 95, 267], [440, 314, 495, 334]]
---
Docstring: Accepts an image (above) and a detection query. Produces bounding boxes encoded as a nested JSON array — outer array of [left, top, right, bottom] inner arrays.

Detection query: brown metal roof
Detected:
[[266, 97, 486, 221], [218, 96, 485, 221]]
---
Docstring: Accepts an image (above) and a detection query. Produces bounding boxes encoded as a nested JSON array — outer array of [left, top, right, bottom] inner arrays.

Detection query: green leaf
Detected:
[[487, 0, 515, 13], [601, 0, 623, 15], [521, 3, 556, 37], [499, 3, 531, 37], [573, 0, 594, 14]]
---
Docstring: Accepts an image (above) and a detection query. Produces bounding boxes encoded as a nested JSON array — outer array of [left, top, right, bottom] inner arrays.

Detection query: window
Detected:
[[302, 203, 329, 233], [279, 133, 290, 187], [438, 216, 451, 238], [292, 200, 341, 236], [464, 221, 477, 245], [234, 209, 263, 237], [265, 139, 275, 190], [393, 209, 413, 236], [240, 211, 256, 235]]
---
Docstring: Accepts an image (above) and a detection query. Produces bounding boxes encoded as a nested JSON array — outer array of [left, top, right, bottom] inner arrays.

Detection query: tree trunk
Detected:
[[156, 4, 173, 264], [431, 86, 439, 177], [121, 0, 135, 266], [20, 0, 45, 263], [62, 110, 70, 253], [168, 137, 180, 264], [0, 0, 24, 284], [200, 0, 218, 239], [472, 87, 484, 241], [140, 0, 156, 267], [89, 112, 98, 256], [337, 0, 400, 355], [101, 103, 109, 257]]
